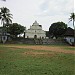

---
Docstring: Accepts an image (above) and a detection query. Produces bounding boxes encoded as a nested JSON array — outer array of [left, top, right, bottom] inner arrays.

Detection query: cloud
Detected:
[[35, 0, 74, 30], [38, 0, 74, 16], [0, 0, 74, 30]]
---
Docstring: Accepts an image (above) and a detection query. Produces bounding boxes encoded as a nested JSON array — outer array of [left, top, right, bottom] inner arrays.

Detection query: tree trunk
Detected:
[[73, 20, 75, 46], [74, 27, 75, 46], [2, 23, 7, 43]]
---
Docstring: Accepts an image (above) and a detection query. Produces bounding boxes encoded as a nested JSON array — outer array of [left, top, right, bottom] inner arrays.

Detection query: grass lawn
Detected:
[[0, 44, 75, 75]]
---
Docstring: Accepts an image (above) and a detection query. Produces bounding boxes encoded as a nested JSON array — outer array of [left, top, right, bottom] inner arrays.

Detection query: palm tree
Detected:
[[0, 7, 12, 43], [69, 13, 75, 46], [0, 7, 12, 25], [69, 13, 75, 28]]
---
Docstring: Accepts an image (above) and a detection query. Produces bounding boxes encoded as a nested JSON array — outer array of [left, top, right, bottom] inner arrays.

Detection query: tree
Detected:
[[0, 7, 12, 43], [0, 7, 12, 26], [69, 13, 75, 46], [0, 7, 12, 34], [7, 23, 25, 38], [49, 22, 67, 38], [69, 13, 75, 28]]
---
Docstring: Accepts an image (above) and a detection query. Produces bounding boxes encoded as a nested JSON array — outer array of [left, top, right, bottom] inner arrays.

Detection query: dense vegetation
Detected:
[[7, 23, 25, 38], [49, 22, 67, 38]]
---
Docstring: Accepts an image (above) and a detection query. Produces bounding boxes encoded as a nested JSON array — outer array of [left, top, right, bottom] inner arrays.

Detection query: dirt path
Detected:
[[5, 45, 75, 54]]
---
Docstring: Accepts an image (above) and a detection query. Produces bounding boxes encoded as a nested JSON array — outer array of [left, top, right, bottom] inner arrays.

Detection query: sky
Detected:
[[0, 0, 74, 31]]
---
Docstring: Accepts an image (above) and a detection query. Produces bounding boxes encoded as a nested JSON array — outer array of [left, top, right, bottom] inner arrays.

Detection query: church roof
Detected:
[[33, 20, 39, 25], [34, 20, 37, 23], [64, 27, 74, 36]]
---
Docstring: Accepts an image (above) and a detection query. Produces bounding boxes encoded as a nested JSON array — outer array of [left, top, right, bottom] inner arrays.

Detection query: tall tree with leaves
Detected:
[[0, 7, 12, 43], [69, 13, 75, 45], [49, 22, 67, 38], [69, 13, 75, 28], [7, 23, 25, 38]]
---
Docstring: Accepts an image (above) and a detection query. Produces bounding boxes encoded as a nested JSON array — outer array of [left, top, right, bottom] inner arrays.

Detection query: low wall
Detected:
[[6, 38, 67, 45]]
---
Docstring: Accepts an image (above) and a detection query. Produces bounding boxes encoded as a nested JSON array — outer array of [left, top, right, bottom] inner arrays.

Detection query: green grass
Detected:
[[0, 44, 75, 75], [64, 47, 75, 50]]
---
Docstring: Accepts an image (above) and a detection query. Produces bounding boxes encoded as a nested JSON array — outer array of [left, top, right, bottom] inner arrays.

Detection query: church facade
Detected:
[[25, 21, 46, 39]]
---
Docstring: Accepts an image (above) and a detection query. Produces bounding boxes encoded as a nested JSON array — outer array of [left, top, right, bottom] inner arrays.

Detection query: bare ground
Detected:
[[4, 45, 75, 54]]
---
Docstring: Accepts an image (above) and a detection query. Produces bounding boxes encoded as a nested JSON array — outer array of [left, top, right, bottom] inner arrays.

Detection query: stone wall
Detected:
[[6, 38, 67, 45]]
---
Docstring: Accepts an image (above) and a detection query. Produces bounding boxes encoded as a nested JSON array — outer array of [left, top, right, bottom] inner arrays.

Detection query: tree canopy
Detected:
[[0, 7, 12, 26], [49, 22, 67, 38], [7, 23, 25, 37]]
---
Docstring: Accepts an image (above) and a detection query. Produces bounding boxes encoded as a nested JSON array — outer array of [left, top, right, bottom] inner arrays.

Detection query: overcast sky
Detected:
[[0, 0, 74, 30]]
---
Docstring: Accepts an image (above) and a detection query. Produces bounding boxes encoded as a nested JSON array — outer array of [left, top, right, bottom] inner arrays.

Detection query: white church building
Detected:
[[25, 21, 46, 39]]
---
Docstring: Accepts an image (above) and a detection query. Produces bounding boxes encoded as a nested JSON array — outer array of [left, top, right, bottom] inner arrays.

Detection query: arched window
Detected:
[[34, 35, 37, 39]]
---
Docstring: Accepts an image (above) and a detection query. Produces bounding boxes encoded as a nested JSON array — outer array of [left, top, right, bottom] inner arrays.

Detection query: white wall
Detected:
[[25, 21, 46, 39], [65, 37, 74, 45], [25, 29, 46, 38]]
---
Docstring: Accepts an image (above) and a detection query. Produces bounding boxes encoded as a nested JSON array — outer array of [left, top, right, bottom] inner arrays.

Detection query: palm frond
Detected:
[[69, 13, 75, 21], [6, 14, 13, 19], [0, 7, 13, 26]]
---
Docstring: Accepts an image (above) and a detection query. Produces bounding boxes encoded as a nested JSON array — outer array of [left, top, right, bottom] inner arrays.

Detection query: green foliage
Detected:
[[49, 22, 67, 38], [0, 7, 12, 26], [69, 13, 75, 28], [69, 13, 75, 22], [0, 7, 12, 36], [7, 23, 25, 37]]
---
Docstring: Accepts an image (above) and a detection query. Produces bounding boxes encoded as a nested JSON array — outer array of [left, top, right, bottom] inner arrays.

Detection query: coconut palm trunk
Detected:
[[2, 23, 7, 43], [69, 13, 75, 46], [73, 20, 75, 46]]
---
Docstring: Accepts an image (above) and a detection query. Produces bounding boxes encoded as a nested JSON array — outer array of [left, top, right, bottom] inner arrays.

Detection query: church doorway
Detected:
[[34, 35, 37, 39]]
